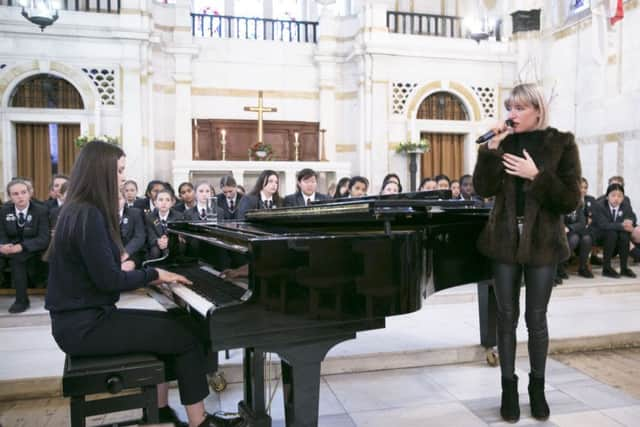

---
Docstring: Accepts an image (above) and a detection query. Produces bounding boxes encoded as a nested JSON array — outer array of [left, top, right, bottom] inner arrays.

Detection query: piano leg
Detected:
[[277, 336, 354, 427], [239, 348, 272, 427]]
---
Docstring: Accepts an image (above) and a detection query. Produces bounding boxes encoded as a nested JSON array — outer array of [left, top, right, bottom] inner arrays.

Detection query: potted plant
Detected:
[[249, 142, 273, 161], [395, 138, 429, 154], [75, 134, 119, 148]]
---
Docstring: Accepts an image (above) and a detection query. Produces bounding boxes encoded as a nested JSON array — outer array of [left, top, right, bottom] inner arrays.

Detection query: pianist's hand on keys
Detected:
[[150, 268, 193, 286]]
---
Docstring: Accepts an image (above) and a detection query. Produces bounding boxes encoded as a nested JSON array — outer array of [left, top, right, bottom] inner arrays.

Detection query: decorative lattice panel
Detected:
[[82, 68, 117, 106], [471, 86, 497, 119], [392, 82, 418, 114]]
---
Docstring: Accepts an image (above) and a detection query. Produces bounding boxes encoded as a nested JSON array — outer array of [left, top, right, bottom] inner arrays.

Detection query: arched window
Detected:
[[416, 91, 468, 121], [9, 74, 84, 109]]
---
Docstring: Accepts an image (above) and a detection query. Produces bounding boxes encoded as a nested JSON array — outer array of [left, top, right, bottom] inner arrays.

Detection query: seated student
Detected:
[[145, 189, 183, 260], [134, 180, 166, 213], [119, 193, 147, 268], [380, 179, 402, 195], [46, 140, 242, 427], [332, 177, 351, 198], [49, 181, 68, 232], [284, 168, 330, 207], [348, 176, 369, 198], [580, 177, 596, 221], [419, 177, 437, 191], [122, 179, 142, 208], [557, 206, 593, 282], [237, 170, 282, 219], [216, 176, 243, 220], [450, 180, 461, 199], [591, 183, 637, 278], [459, 174, 479, 201], [174, 182, 196, 213], [605, 176, 640, 261], [434, 174, 451, 190], [0, 178, 50, 313], [382, 173, 402, 187], [184, 182, 220, 221], [46, 174, 69, 211]]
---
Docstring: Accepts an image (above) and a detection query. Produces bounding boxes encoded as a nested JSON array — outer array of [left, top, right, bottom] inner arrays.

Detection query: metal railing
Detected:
[[0, 0, 120, 14], [191, 14, 318, 43], [387, 11, 463, 38]]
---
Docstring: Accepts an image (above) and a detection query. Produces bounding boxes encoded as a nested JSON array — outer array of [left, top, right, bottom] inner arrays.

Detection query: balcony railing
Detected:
[[191, 14, 318, 43], [0, 0, 120, 14], [387, 11, 463, 38]]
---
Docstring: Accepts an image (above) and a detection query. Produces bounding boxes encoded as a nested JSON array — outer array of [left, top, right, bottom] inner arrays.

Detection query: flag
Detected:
[[609, 0, 624, 26]]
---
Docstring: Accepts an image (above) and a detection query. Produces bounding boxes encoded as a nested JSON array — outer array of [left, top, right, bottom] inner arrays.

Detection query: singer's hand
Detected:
[[502, 149, 539, 180], [486, 122, 512, 150]]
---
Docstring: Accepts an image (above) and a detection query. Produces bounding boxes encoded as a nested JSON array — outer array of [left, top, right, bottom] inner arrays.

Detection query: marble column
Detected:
[[121, 63, 144, 186]]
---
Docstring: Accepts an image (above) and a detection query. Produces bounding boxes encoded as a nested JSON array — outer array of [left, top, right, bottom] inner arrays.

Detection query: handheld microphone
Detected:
[[475, 119, 514, 144]]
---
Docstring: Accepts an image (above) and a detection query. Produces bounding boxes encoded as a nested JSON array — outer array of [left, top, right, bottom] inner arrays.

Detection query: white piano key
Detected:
[[169, 283, 214, 316]]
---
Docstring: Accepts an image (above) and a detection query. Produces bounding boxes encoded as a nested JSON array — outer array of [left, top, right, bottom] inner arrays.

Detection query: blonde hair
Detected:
[[504, 83, 548, 130]]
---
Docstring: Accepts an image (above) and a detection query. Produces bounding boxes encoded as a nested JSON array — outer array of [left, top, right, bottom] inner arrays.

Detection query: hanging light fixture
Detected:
[[463, 15, 496, 43], [20, 0, 60, 31]]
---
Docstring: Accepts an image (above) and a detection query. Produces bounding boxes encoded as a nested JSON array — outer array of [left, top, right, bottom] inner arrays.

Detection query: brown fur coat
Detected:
[[472, 127, 582, 266]]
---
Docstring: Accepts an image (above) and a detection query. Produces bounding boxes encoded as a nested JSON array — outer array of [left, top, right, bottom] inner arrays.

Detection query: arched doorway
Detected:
[[9, 74, 83, 199], [418, 91, 469, 182]]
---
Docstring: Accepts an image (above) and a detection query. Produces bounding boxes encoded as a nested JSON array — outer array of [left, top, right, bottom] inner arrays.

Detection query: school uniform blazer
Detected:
[[564, 205, 586, 235], [0, 202, 50, 253], [472, 127, 582, 266], [145, 209, 183, 249], [282, 192, 330, 207], [45, 205, 158, 313], [133, 197, 154, 213], [236, 194, 280, 220], [120, 206, 146, 257], [590, 197, 636, 235], [216, 193, 243, 220]]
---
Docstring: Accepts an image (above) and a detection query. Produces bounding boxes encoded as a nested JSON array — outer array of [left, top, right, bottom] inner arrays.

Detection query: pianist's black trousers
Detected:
[[50, 306, 210, 405], [493, 262, 555, 380]]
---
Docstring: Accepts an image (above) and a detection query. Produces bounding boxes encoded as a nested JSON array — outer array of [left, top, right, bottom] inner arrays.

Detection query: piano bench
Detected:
[[62, 353, 165, 427]]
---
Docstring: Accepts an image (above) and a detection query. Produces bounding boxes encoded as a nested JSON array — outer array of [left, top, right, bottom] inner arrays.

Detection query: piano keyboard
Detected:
[[164, 265, 251, 316]]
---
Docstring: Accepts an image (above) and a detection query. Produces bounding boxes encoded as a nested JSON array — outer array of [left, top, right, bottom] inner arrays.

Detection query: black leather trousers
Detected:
[[493, 262, 555, 379]]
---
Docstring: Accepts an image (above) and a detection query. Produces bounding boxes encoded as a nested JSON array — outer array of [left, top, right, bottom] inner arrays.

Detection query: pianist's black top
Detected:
[[45, 205, 158, 313]]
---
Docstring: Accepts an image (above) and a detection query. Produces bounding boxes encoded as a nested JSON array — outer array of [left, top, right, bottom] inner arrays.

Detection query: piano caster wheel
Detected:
[[210, 372, 227, 392], [485, 348, 499, 367]]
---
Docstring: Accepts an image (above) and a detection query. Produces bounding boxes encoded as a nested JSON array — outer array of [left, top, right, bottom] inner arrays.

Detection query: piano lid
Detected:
[[244, 190, 489, 225]]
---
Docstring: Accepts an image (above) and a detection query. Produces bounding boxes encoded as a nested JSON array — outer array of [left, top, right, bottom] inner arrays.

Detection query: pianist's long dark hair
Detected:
[[49, 141, 124, 257], [249, 169, 282, 206]]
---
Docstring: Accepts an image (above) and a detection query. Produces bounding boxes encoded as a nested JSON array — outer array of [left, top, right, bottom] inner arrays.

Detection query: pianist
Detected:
[[45, 140, 241, 427], [473, 83, 581, 423]]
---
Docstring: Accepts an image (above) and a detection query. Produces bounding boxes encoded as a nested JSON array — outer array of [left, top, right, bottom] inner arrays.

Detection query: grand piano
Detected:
[[149, 190, 494, 427]]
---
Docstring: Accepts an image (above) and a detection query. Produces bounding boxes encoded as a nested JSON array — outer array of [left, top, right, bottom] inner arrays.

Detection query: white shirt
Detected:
[[158, 212, 170, 222], [14, 204, 29, 218], [302, 192, 316, 203]]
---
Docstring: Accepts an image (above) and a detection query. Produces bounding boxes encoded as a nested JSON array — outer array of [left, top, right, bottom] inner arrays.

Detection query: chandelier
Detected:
[[19, 0, 60, 31]]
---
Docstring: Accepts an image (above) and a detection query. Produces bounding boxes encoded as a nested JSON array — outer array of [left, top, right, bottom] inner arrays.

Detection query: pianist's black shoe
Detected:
[[500, 375, 520, 423], [602, 266, 620, 279], [158, 405, 187, 427], [621, 268, 637, 278], [198, 411, 245, 427]]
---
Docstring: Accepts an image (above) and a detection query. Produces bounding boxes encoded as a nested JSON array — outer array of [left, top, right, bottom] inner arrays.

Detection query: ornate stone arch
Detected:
[[0, 61, 97, 109], [405, 81, 482, 122]]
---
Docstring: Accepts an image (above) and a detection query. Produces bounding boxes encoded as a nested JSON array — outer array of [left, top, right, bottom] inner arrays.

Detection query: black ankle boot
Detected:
[[500, 375, 520, 423], [528, 373, 550, 420]]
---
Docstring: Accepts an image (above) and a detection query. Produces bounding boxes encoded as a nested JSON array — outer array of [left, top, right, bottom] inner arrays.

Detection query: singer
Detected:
[[472, 83, 581, 423]]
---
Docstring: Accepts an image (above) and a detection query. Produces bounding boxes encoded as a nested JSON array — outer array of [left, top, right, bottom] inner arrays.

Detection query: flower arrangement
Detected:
[[75, 134, 119, 148], [248, 141, 273, 161], [395, 138, 430, 154]]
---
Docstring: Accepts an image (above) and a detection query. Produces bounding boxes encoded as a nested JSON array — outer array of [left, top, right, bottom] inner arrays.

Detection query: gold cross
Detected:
[[244, 91, 277, 144]]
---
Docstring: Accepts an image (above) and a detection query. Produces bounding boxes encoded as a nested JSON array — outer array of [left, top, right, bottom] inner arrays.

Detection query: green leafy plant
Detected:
[[395, 138, 430, 154], [249, 142, 273, 161]]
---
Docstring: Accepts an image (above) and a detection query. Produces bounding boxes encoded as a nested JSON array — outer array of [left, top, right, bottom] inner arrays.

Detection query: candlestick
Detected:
[[221, 129, 227, 161], [319, 128, 327, 161], [294, 131, 300, 161]]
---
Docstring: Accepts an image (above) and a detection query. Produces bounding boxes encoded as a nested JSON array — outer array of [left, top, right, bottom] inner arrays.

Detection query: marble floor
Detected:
[[1, 355, 639, 426]]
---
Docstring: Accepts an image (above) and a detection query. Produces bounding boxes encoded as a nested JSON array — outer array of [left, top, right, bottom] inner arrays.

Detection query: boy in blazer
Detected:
[[591, 183, 637, 278], [0, 179, 50, 313], [216, 176, 243, 220], [283, 168, 329, 207]]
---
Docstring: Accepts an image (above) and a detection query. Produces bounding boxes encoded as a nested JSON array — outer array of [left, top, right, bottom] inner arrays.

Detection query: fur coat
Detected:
[[472, 127, 582, 266]]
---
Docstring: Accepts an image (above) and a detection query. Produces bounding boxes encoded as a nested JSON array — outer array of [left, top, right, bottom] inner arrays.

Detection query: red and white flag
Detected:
[[609, 0, 624, 26]]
